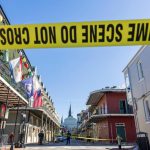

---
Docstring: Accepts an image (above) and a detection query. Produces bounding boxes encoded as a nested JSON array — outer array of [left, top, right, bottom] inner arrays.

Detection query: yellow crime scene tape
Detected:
[[55, 134, 116, 142], [74, 136, 116, 141], [0, 19, 150, 49]]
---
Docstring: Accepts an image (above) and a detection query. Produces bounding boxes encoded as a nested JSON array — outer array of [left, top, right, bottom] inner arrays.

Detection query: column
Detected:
[[45, 116, 47, 142], [48, 119, 50, 142], [53, 122, 55, 142], [41, 112, 43, 130], [51, 121, 53, 142]]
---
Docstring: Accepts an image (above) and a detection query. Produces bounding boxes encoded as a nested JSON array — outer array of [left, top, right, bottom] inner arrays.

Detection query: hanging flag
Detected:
[[33, 75, 43, 108], [33, 89, 43, 108], [21, 77, 33, 98], [9, 57, 22, 83], [33, 75, 40, 91]]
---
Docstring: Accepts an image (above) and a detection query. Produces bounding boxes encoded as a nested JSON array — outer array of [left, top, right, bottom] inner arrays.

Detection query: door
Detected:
[[116, 125, 126, 142]]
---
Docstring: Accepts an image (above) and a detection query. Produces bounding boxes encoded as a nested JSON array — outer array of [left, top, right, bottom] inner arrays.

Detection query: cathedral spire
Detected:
[[68, 104, 72, 117], [61, 116, 63, 125]]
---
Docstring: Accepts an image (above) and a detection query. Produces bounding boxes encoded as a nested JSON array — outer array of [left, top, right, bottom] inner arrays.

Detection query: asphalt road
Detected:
[[25, 139, 134, 150]]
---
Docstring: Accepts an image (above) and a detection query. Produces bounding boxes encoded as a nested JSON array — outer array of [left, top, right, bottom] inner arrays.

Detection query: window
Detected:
[[119, 100, 127, 114], [143, 100, 150, 122], [137, 61, 144, 80]]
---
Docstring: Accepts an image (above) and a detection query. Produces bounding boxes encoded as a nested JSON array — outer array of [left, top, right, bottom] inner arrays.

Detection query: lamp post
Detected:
[[19, 113, 26, 148]]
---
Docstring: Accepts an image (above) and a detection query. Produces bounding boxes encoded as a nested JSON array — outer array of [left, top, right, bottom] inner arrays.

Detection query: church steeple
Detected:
[[68, 104, 72, 117], [61, 116, 63, 125]]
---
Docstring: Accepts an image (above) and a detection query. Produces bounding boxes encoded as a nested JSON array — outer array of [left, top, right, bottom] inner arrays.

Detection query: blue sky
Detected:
[[1, 0, 149, 120]]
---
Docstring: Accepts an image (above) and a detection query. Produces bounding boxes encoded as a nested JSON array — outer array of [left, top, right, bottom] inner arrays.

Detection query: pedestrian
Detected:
[[38, 130, 44, 145], [9, 132, 14, 150], [66, 131, 71, 145], [116, 135, 123, 149]]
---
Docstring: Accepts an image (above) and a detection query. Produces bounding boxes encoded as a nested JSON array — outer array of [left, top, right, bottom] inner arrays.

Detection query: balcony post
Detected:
[[51, 120, 53, 142], [41, 112, 43, 130], [48, 119, 50, 142], [45, 115, 47, 142]]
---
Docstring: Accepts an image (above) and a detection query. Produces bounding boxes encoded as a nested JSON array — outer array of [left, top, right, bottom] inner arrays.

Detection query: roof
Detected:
[[86, 88, 126, 105], [0, 76, 28, 106], [0, 5, 10, 24], [123, 46, 147, 72]]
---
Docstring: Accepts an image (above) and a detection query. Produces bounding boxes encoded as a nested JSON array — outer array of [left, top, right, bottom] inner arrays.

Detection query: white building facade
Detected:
[[123, 46, 150, 141]]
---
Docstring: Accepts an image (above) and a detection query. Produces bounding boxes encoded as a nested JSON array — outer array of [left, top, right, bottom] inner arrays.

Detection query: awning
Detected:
[[86, 92, 104, 105], [0, 76, 28, 107]]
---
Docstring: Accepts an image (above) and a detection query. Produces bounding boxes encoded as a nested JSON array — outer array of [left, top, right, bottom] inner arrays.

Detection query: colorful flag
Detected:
[[33, 75, 43, 108], [21, 77, 33, 98], [9, 57, 22, 83], [33, 89, 43, 108]]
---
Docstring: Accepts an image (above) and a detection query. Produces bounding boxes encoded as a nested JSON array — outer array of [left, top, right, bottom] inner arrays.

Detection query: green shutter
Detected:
[[119, 101, 124, 113]]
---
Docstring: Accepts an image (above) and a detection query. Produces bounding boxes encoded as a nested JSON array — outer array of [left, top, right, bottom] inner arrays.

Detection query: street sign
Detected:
[[0, 19, 150, 49]]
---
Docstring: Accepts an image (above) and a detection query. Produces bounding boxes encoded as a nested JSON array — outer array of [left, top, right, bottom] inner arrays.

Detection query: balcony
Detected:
[[88, 107, 134, 123], [41, 105, 60, 126], [0, 58, 27, 100]]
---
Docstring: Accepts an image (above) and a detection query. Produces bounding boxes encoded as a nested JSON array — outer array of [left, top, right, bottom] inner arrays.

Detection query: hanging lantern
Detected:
[[24, 63, 29, 69], [22, 57, 26, 63]]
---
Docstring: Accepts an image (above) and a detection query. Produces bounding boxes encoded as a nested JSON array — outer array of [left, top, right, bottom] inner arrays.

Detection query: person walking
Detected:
[[9, 132, 14, 150], [38, 130, 44, 145], [66, 131, 71, 145], [116, 135, 123, 149]]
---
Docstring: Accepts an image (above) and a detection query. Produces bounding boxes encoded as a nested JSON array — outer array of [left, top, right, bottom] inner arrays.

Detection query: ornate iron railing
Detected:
[[0, 59, 28, 100]]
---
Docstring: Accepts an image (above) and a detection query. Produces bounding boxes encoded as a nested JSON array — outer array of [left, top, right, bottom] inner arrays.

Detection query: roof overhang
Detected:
[[0, 76, 28, 107], [86, 89, 125, 106], [11, 107, 60, 127], [86, 92, 104, 105], [89, 114, 134, 123]]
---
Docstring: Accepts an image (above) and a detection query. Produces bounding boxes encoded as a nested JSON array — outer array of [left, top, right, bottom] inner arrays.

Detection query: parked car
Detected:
[[54, 136, 66, 142]]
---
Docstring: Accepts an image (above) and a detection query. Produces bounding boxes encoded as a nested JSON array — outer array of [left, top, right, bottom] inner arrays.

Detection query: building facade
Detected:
[[123, 46, 150, 142], [0, 6, 30, 147], [78, 88, 136, 143], [77, 110, 89, 137], [63, 105, 77, 133], [0, 5, 60, 146]]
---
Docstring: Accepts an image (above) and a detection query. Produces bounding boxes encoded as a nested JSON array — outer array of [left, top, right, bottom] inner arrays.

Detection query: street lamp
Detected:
[[18, 113, 26, 148]]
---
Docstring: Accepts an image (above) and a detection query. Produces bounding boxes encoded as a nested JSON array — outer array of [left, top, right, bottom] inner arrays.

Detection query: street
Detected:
[[25, 140, 134, 150]]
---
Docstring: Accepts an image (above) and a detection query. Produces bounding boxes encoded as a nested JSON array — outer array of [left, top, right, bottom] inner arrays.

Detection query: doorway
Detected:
[[116, 123, 126, 142]]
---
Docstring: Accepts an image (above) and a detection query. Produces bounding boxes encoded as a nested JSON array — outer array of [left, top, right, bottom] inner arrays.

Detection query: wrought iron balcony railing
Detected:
[[0, 59, 28, 100], [42, 105, 60, 125]]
